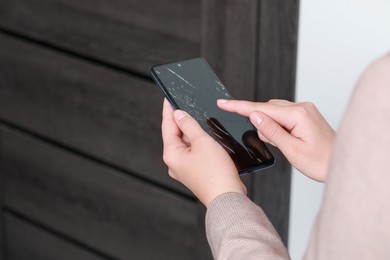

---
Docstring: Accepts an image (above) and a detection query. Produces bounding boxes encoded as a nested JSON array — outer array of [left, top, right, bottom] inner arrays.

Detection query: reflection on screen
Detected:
[[153, 57, 274, 173]]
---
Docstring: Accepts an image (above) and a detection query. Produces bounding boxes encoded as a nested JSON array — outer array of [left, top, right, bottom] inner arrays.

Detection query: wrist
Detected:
[[203, 184, 247, 208]]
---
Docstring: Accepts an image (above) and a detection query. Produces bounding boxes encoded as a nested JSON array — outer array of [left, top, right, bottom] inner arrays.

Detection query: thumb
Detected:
[[249, 111, 294, 154], [174, 110, 207, 142]]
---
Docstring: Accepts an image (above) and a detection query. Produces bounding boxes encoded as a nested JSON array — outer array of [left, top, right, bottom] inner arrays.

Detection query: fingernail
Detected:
[[250, 112, 263, 126], [174, 110, 186, 120], [217, 99, 228, 104]]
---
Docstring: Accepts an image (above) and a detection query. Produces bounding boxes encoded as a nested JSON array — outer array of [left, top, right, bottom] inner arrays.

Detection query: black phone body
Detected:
[[151, 57, 274, 174]]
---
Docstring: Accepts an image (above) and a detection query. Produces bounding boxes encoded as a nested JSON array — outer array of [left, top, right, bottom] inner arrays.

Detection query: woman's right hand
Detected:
[[218, 99, 335, 182]]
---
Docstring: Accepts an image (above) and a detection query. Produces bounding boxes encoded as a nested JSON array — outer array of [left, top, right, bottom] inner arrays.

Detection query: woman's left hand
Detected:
[[161, 99, 246, 207]]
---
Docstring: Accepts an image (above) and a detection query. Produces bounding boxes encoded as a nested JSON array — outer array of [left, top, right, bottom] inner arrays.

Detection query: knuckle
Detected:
[[168, 169, 177, 180], [254, 102, 264, 110], [162, 151, 174, 166], [236, 101, 260, 114], [293, 102, 315, 119], [262, 121, 280, 140], [302, 101, 316, 110], [235, 103, 246, 114], [294, 105, 307, 115], [179, 116, 194, 131]]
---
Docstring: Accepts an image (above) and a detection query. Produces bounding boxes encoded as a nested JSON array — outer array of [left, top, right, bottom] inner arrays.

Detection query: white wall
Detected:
[[289, 0, 390, 259]]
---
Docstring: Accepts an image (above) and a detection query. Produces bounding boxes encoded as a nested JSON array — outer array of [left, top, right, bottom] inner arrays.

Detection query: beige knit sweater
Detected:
[[206, 54, 390, 259]]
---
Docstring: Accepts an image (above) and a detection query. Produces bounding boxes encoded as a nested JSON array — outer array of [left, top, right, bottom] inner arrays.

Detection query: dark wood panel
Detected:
[[201, 0, 258, 101], [0, 0, 201, 75], [253, 0, 300, 246], [4, 213, 107, 260], [0, 33, 190, 194], [257, 0, 299, 100], [0, 0, 298, 254], [201, 0, 259, 191], [0, 125, 4, 259], [0, 126, 211, 259]]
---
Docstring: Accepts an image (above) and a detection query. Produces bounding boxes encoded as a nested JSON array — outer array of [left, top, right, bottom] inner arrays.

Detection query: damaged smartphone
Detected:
[[151, 57, 274, 174]]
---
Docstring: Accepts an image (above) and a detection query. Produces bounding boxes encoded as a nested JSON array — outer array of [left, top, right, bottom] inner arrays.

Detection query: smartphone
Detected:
[[151, 57, 274, 174]]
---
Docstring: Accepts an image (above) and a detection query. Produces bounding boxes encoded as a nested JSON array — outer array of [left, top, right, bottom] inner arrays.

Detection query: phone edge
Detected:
[[150, 67, 180, 110], [150, 59, 276, 174]]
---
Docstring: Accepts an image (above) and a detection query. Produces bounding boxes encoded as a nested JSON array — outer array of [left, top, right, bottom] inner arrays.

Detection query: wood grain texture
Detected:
[[0, 126, 211, 259], [253, 0, 300, 246], [202, 0, 299, 245], [0, 125, 3, 259], [0, 0, 201, 75], [0, 33, 191, 195], [0, 0, 299, 255], [201, 0, 259, 192], [4, 213, 107, 260], [256, 0, 299, 100], [201, 0, 258, 101]]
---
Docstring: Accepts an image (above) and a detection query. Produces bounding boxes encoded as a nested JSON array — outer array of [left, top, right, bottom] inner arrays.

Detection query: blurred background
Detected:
[[290, 0, 390, 258], [0, 0, 388, 259]]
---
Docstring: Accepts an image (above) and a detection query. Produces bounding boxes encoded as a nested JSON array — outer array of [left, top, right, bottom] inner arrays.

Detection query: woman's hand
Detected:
[[161, 99, 246, 207], [218, 99, 335, 182]]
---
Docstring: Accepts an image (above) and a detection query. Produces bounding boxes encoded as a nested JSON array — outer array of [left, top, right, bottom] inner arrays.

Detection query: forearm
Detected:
[[206, 192, 290, 260]]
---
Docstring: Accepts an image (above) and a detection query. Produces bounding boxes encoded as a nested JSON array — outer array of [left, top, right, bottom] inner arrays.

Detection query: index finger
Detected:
[[217, 99, 296, 130]]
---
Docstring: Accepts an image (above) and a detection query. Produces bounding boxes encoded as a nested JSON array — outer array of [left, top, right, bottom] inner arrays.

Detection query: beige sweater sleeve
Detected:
[[206, 54, 390, 260], [206, 192, 290, 260]]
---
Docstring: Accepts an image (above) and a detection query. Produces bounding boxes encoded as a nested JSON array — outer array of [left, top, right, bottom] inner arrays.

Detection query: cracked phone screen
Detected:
[[151, 57, 274, 174]]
